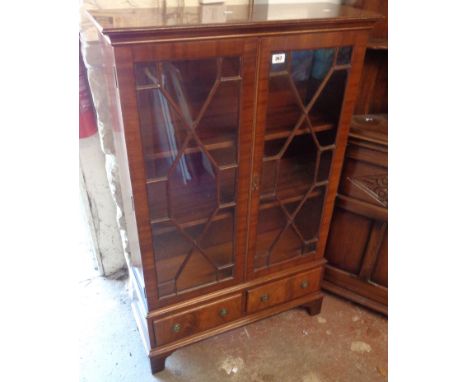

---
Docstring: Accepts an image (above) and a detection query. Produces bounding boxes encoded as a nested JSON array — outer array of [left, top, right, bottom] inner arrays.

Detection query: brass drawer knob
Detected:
[[219, 308, 228, 317], [172, 323, 181, 333], [260, 294, 269, 302], [301, 280, 309, 289]]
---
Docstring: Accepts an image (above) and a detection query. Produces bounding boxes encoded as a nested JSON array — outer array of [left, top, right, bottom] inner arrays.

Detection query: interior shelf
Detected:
[[150, 157, 328, 236], [260, 188, 322, 211], [144, 131, 237, 161], [148, 169, 235, 226], [265, 113, 335, 141], [367, 38, 388, 50], [254, 228, 306, 267], [154, 238, 234, 269], [255, 203, 320, 269], [261, 155, 330, 200], [155, 239, 235, 297], [143, 114, 334, 169], [152, 205, 235, 234]]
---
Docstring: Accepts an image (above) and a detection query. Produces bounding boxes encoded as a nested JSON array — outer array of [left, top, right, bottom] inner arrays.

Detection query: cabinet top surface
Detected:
[[87, 2, 381, 38]]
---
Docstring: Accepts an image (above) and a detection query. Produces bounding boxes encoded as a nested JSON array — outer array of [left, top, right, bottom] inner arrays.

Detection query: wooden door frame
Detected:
[[114, 38, 257, 310], [246, 29, 370, 280]]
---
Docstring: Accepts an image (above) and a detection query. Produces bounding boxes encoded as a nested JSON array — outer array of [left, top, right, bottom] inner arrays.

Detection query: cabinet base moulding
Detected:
[[148, 292, 324, 374], [322, 280, 387, 315]]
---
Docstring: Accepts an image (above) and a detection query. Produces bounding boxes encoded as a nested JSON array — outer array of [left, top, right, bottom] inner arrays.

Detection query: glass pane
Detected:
[[265, 74, 302, 137], [222, 56, 240, 77], [293, 187, 326, 243], [135, 56, 241, 297], [260, 135, 319, 203], [167, 143, 218, 226], [255, 205, 288, 269], [162, 60, 217, 122], [136, 88, 189, 180], [337, 46, 353, 65], [263, 137, 286, 158], [199, 207, 235, 272], [276, 134, 317, 202], [260, 159, 277, 196], [254, 46, 350, 270], [219, 168, 237, 204], [309, 69, 348, 146], [197, 80, 239, 166], [317, 149, 333, 183], [152, 222, 193, 296], [269, 225, 303, 264], [177, 250, 217, 291], [135, 63, 158, 87], [218, 266, 234, 281], [291, 48, 335, 106], [147, 181, 168, 221]]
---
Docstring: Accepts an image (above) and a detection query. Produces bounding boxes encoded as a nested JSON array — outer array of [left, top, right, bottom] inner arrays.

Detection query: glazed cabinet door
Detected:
[[115, 39, 256, 307], [247, 31, 368, 278]]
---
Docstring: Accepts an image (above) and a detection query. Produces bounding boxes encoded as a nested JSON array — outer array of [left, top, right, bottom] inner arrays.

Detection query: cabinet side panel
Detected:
[[110, 44, 160, 311], [98, 34, 153, 347], [99, 35, 146, 290]]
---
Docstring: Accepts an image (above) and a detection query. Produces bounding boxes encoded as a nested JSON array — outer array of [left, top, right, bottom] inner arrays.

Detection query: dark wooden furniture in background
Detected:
[[344, 0, 387, 115], [323, 0, 387, 315], [87, 3, 380, 373], [323, 114, 387, 314]]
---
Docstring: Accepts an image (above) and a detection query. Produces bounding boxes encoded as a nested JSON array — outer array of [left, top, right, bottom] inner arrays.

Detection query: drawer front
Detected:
[[153, 294, 243, 346], [289, 267, 322, 299], [246, 268, 322, 313]]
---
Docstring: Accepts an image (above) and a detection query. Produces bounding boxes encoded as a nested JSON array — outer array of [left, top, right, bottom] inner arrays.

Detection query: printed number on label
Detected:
[[272, 53, 286, 64]]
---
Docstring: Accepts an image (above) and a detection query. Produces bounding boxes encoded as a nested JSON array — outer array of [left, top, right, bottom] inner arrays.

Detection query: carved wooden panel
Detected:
[[348, 173, 387, 207]]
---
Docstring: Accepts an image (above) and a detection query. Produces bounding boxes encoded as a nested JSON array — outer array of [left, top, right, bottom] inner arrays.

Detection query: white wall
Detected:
[[80, 133, 126, 276]]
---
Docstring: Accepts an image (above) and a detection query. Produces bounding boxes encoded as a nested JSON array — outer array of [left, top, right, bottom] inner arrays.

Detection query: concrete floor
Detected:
[[79, 275, 387, 382]]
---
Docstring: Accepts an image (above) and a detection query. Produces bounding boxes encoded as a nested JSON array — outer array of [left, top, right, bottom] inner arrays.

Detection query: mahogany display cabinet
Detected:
[[87, 3, 380, 373]]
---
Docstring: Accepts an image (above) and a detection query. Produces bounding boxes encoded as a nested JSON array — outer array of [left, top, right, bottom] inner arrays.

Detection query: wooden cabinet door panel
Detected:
[[371, 232, 387, 287], [115, 39, 257, 308], [247, 30, 370, 279], [326, 208, 372, 274]]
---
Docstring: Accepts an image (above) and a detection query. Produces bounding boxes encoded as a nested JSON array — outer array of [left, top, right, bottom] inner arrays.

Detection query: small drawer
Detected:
[[246, 268, 322, 313], [289, 267, 322, 300], [153, 294, 242, 346]]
